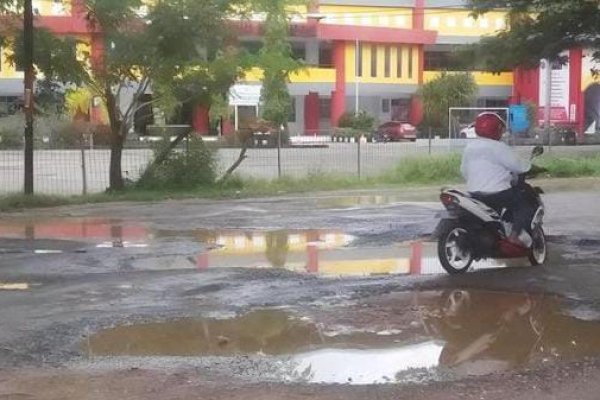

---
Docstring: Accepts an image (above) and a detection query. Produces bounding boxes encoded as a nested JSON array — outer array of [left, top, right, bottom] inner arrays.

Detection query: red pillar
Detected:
[[192, 105, 210, 135], [569, 48, 584, 139], [90, 97, 104, 124], [90, 33, 105, 74], [414, 1, 425, 87], [413, 0, 425, 30], [409, 96, 423, 126], [513, 67, 540, 106], [417, 45, 425, 85], [304, 92, 320, 135], [331, 40, 346, 127]]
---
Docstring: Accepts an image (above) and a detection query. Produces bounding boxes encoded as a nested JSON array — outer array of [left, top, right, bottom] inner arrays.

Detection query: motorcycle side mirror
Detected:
[[531, 145, 544, 159]]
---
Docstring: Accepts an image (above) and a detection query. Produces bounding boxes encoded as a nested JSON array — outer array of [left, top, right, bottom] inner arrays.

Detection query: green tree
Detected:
[[418, 72, 477, 136], [464, 0, 600, 72], [254, 0, 303, 128], [3, 0, 249, 191]]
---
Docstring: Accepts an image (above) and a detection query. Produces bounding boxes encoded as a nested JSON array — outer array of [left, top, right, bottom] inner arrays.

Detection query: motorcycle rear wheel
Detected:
[[528, 226, 547, 266], [438, 224, 473, 274]]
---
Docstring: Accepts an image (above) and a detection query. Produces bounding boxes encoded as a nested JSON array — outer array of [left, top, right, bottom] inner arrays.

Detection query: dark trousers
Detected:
[[472, 187, 533, 235]]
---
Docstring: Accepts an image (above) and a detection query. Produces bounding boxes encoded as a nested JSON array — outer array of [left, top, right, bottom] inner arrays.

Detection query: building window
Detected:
[[384, 46, 391, 78], [356, 42, 363, 77], [391, 98, 410, 121], [319, 98, 331, 119], [319, 45, 332, 68], [382, 99, 390, 113], [479, 98, 509, 108], [408, 46, 413, 79], [424, 51, 460, 71], [370, 45, 377, 78], [291, 43, 306, 62], [397, 46, 403, 78]]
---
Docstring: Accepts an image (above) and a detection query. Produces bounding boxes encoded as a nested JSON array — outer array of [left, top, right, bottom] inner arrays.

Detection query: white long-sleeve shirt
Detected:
[[460, 138, 531, 193]]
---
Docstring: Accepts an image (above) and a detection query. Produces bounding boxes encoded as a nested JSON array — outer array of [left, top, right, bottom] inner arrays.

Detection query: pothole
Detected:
[[84, 290, 600, 384]]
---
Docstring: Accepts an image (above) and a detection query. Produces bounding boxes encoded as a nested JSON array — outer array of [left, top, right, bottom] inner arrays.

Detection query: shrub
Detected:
[[337, 111, 376, 132], [137, 136, 216, 190]]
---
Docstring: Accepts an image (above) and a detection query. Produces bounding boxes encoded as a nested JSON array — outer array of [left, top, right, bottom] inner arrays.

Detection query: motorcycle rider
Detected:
[[460, 112, 532, 247]]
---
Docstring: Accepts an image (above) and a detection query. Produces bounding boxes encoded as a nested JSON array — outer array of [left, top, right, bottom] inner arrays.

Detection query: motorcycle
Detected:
[[435, 145, 547, 274]]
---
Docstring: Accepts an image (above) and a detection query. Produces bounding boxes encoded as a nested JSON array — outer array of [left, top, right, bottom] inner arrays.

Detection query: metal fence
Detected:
[[0, 132, 597, 196]]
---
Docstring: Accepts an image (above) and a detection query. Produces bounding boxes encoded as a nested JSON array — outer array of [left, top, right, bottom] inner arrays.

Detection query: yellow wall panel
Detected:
[[33, 0, 72, 16], [240, 67, 336, 84], [424, 9, 508, 36], [423, 71, 513, 86], [0, 47, 23, 79], [319, 5, 413, 29]]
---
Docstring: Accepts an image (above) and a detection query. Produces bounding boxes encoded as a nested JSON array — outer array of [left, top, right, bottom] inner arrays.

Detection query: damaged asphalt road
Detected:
[[2, 182, 600, 399]]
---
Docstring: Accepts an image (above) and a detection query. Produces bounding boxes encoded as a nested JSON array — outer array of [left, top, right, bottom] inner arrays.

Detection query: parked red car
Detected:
[[374, 121, 418, 142]]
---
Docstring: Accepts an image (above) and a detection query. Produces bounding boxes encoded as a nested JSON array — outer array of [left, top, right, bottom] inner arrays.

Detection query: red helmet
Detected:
[[474, 112, 506, 140]]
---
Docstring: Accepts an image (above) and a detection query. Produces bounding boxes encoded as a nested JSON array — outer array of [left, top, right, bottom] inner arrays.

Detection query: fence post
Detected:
[[80, 135, 88, 195], [277, 125, 282, 179], [357, 134, 361, 180], [428, 127, 432, 155]]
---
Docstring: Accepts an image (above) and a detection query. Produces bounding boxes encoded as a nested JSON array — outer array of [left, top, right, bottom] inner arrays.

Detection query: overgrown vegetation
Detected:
[[3, 153, 600, 211], [338, 111, 376, 132], [539, 155, 600, 178], [136, 136, 216, 190], [418, 72, 477, 137]]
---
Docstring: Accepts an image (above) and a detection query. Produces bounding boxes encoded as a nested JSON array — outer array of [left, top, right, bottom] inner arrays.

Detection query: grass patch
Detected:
[[381, 154, 462, 185], [3, 154, 600, 211], [0, 193, 76, 211], [540, 155, 600, 178]]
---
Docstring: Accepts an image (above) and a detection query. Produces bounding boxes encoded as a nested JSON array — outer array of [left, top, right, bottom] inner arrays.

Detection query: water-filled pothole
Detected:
[[0, 218, 510, 275], [85, 290, 600, 384]]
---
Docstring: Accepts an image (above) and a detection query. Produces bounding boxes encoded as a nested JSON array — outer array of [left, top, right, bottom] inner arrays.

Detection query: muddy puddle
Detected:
[[85, 290, 600, 384], [0, 218, 512, 276], [315, 194, 414, 209]]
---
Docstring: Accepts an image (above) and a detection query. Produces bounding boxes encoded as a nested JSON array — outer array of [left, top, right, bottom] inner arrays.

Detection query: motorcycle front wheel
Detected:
[[437, 224, 473, 274], [528, 226, 547, 266]]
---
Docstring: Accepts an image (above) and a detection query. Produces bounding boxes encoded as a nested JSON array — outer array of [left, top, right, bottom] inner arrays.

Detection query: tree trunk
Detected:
[[218, 143, 248, 184], [105, 87, 125, 191], [109, 131, 125, 191]]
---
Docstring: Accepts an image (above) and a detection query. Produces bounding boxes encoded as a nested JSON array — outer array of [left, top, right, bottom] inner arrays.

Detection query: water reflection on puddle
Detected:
[[0, 282, 31, 290], [315, 194, 416, 209], [0, 218, 509, 276], [85, 290, 600, 384]]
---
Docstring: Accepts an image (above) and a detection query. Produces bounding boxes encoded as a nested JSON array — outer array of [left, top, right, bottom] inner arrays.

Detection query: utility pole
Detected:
[[23, 0, 34, 195]]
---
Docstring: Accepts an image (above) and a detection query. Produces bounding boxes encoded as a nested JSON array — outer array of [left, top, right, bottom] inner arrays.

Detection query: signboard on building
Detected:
[[229, 84, 262, 106], [538, 53, 570, 122], [582, 49, 600, 133]]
